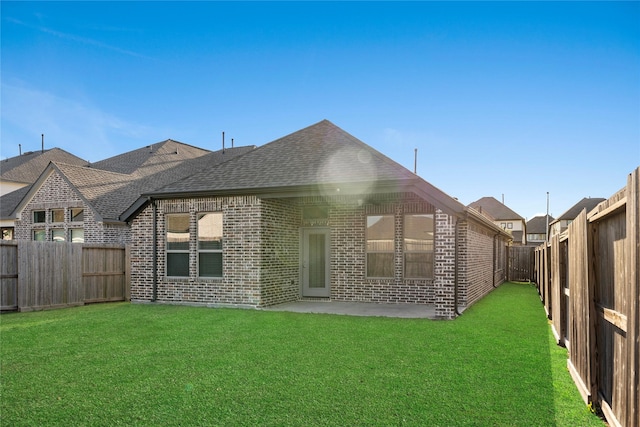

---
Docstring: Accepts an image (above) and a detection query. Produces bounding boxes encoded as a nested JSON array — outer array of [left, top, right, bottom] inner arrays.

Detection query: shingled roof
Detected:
[[553, 197, 606, 222], [527, 215, 554, 234], [468, 197, 524, 221], [0, 147, 87, 184], [150, 120, 417, 196], [7, 144, 255, 222], [129, 120, 510, 242], [91, 139, 211, 175]]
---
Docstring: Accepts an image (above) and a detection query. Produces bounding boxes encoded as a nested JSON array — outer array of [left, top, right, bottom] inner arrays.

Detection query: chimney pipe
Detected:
[[222, 131, 225, 153], [41, 134, 44, 153], [19, 144, 22, 155], [414, 148, 417, 174], [231, 138, 234, 148]]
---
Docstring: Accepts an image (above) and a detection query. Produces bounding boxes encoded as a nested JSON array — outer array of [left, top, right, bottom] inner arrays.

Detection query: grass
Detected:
[[1, 282, 602, 426]]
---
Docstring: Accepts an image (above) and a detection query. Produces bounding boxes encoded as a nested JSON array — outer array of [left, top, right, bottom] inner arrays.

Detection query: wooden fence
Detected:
[[0, 241, 129, 312], [534, 167, 639, 427], [508, 245, 535, 282]]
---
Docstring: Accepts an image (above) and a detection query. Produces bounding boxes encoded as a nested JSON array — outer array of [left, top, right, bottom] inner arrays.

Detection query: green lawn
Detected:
[[1, 282, 602, 426]]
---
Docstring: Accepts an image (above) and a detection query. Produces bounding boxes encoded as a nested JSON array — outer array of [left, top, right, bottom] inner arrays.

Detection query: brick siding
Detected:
[[13, 169, 130, 244], [129, 192, 506, 319]]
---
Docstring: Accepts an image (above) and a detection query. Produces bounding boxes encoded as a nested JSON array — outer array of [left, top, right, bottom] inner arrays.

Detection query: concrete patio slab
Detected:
[[262, 300, 437, 319]]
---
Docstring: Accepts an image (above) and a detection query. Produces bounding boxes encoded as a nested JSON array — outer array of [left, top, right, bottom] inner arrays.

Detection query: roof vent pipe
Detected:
[[222, 131, 225, 153], [19, 144, 22, 156], [41, 134, 44, 153], [231, 138, 234, 148]]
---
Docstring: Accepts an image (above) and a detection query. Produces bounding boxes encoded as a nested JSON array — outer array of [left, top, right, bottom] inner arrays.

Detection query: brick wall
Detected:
[[13, 169, 129, 244], [458, 218, 506, 309], [130, 196, 264, 306], [434, 210, 456, 319], [259, 199, 300, 306], [129, 192, 453, 310], [329, 195, 442, 307]]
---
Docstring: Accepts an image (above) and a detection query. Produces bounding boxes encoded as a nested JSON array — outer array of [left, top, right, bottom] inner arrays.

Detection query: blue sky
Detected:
[[2, 1, 639, 220]]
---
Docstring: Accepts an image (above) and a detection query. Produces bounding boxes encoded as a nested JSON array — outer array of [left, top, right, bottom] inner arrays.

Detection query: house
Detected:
[[125, 120, 512, 319], [6, 140, 254, 244], [0, 147, 88, 239], [526, 215, 554, 246], [549, 197, 606, 237], [468, 196, 527, 245]]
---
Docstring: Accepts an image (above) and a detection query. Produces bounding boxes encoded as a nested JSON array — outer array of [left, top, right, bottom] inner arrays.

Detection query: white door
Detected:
[[301, 228, 330, 297]]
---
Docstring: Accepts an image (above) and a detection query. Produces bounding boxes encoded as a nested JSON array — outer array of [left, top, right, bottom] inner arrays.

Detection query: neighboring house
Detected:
[[468, 196, 527, 245], [7, 140, 255, 244], [124, 120, 512, 319], [549, 197, 606, 237], [0, 147, 88, 239], [526, 215, 554, 246]]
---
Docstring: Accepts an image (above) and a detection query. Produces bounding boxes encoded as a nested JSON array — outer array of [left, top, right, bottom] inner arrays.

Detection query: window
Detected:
[[33, 210, 45, 223], [71, 208, 84, 222], [33, 229, 46, 241], [71, 229, 84, 243], [198, 213, 223, 277], [366, 215, 394, 278], [52, 229, 66, 242], [1, 227, 14, 240], [166, 214, 190, 277], [507, 222, 513, 230], [404, 214, 434, 278], [51, 209, 64, 223]]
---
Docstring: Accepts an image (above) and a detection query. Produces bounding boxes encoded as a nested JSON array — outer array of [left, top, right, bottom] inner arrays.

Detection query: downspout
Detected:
[[454, 216, 461, 316], [150, 197, 158, 302]]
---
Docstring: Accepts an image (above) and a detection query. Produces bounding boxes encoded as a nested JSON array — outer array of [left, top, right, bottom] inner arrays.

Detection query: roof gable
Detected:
[[151, 120, 417, 196], [9, 146, 256, 222], [0, 148, 87, 184], [468, 197, 524, 221], [90, 139, 211, 175]]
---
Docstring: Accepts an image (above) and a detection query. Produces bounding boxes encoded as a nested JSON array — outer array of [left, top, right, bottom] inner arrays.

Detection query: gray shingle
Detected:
[[152, 120, 416, 195], [0, 148, 87, 184], [468, 197, 524, 221], [556, 197, 606, 221], [526, 215, 554, 234]]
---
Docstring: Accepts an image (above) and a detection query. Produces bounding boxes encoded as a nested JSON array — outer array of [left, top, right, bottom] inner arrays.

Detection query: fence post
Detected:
[[626, 167, 639, 427]]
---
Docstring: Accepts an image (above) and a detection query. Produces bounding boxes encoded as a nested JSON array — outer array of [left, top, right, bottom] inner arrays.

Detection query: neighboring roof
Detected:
[[0, 186, 31, 219], [552, 197, 606, 222], [91, 139, 211, 175], [526, 215, 554, 234], [9, 145, 255, 222], [0, 147, 87, 185], [468, 197, 524, 221]]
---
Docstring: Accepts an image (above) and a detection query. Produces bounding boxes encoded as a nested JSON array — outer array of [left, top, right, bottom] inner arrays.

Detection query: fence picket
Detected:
[[0, 242, 129, 312]]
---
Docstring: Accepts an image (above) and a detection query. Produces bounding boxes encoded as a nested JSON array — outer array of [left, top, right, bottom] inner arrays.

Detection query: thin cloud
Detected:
[[1, 82, 159, 161], [5, 16, 152, 60]]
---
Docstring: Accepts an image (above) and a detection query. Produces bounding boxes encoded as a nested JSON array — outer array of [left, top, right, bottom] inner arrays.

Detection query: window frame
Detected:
[[71, 208, 84, 222], [365, 214, 395, 278], [165, 213, 190, 278], [52, 229, 66, 242], [197, 212, 223, 278], [33, 210, 46, 224], [33, 229, 46, 241], [51, 209, 65, 223], [70, 228, 84, 243], [403, 214, 434, 279]]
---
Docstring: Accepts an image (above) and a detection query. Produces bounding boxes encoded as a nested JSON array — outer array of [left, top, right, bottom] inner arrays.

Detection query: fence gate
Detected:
[[508, 246, 535, 282]]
